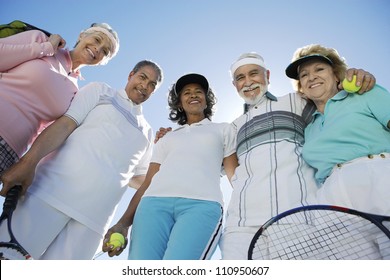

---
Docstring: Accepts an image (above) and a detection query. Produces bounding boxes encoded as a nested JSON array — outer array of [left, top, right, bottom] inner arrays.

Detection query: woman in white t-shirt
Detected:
[[103, 73, 238, 259]]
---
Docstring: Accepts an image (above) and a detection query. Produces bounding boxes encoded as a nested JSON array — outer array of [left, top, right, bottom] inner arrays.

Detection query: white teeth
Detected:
[[310, 83, 321, 88], [86, 48, 95, 58], [244, 86, 259, 92]]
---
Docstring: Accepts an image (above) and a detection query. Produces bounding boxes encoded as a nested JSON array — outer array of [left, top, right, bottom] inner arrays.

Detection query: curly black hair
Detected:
[[167, 84, 217, 125]]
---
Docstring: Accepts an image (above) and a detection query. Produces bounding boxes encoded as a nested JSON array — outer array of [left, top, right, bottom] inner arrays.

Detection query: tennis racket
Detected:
[[248, 205, 390, 260], [0, 185, 32, 260]]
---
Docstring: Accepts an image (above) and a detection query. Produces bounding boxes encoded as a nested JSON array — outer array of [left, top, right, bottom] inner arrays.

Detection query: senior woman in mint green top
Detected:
[[286, 44, 390, 216], [285, 44, 390, 259]]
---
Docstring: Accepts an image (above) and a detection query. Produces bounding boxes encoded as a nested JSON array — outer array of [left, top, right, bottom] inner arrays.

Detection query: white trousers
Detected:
[[0, 193, 101, 259], [219, 227, 259, 260]]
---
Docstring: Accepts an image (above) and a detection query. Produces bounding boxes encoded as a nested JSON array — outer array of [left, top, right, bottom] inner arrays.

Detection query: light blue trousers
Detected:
[[128, 196, 223, 260]]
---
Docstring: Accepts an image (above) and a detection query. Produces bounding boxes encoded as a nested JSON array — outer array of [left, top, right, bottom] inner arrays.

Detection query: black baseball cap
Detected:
[[285, 54, 333, 80], [174, 73, 209, 94]]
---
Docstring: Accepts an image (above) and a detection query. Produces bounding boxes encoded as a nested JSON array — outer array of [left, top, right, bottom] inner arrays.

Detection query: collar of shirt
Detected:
[[245, 91, 278, 113], [174, 118, 211, 131], [265, 91, 278, 101], [64, 49, 84, 80], [118, 89, 143, 116], [248, 91, 278, 108], [311, 90, 348, 120]]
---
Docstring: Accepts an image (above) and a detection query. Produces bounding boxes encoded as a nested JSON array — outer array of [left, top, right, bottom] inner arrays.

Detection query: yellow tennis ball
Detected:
[[107, 232, 125, 249], [342, 75, 361, 93]]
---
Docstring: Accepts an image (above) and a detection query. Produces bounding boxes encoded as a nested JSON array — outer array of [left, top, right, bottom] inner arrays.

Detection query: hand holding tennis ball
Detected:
[[107, 232, 125, 249], [342, 75, 361, 93]]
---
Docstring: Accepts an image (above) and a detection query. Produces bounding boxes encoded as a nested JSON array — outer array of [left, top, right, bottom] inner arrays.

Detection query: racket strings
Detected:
[[0, 186, 32, 260], [0, 243, 32, 260], [252, 209, 389, 260]]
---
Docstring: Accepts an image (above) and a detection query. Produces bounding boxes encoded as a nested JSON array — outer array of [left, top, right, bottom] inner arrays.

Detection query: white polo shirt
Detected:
[[225, 92, 319, 229], [28, 82, 153, 235], [143, 119, 236, 206]]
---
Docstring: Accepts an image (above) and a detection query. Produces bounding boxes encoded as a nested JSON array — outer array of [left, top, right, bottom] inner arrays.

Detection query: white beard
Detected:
[[238, 82, 269, 105]]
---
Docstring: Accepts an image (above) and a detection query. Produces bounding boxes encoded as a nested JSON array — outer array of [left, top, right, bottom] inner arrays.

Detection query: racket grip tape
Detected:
[[3, 185, 22, 213]]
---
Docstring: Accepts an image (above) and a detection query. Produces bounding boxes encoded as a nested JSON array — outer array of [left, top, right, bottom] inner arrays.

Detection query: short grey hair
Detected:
[[78, 23, 120, 65], [132, 60, 164, 88]]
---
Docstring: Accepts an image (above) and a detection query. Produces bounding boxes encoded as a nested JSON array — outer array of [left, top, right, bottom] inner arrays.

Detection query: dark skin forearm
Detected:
[[0, 115, 77, 196], [102, 163, 160, 257]]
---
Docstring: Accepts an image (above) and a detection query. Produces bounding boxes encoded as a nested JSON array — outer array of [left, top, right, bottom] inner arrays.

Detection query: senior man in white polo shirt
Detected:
[[0, 60, 163, 260]]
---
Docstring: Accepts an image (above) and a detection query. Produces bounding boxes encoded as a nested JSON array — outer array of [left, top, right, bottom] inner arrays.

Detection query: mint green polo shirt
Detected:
[[303, 84, 390, 183]]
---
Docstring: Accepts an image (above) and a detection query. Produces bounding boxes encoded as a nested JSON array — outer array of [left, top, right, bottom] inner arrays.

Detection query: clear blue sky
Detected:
[[1, 0, 389, 260]]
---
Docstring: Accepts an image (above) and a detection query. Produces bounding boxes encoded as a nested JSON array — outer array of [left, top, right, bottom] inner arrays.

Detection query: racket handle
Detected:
[[3, 185, 22, 213]]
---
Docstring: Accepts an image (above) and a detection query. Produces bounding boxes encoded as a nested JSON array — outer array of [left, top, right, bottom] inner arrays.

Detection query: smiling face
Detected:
[[232, 64, 270, 105], [125, 65, 159, 105], [179, 83, 207, 122], [71, 32, 112, 66], [298, 59, 340, 112]]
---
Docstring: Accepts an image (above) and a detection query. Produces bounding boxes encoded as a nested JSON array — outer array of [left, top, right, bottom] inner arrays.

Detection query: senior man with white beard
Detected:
[[220, 52, 376, 259]]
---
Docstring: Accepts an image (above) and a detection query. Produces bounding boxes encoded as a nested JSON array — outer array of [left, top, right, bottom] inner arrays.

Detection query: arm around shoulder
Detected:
[[223, 153, 239, 183]]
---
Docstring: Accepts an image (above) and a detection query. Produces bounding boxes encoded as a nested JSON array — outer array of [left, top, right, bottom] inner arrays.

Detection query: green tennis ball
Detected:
[[107, 232, 125, 249], [342, 75, 361, 93]]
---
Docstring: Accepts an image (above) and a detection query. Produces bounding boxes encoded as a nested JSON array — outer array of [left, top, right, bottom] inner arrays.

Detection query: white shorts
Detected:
[[0, 192, 101, 259], [318, 153, 390, 216]]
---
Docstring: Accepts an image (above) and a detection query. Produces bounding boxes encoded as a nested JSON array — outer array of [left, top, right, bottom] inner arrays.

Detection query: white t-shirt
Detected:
[[225, 92, 319, 229], [143, 119, 236, 206], [28, 82, 153, 235]]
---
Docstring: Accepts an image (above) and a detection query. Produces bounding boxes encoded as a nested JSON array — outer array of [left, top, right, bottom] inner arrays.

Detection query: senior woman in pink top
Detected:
[[0, 23, 119, 173]]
